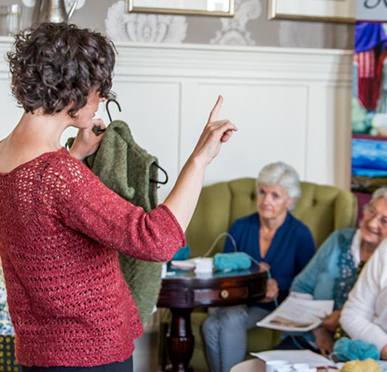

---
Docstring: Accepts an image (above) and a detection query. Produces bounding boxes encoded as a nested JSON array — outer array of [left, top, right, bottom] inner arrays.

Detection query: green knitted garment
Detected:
[[67, 121, 162, 324]]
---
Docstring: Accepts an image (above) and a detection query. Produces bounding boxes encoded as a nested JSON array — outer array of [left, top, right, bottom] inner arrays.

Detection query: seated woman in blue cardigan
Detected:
[[202, 162, 315, 372], [277, 187, 387, 356]]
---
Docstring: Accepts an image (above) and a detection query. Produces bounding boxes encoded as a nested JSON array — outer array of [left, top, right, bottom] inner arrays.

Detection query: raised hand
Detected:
[[191, 96, 237, 165], [70, 119, 106, 160], [163, 95, 237, 231]]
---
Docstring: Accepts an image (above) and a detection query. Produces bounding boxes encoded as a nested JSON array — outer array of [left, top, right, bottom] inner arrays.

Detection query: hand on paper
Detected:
[[260, 278, 279, 303], [312, 327, 334, 356], [190, 95, 237, 166], [70, 118, 106, 160], [321, 310, 341, 332]]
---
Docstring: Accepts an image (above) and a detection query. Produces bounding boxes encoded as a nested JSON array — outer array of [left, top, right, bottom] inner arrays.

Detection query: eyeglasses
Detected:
[[363, 206, 387, 228]]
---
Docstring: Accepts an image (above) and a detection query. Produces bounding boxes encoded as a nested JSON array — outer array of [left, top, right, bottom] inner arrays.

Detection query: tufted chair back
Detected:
[[186, 178, 357, 257]]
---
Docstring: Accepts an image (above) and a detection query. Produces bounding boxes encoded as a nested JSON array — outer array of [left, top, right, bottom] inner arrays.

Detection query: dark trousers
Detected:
[[21, 357, 133, 372]]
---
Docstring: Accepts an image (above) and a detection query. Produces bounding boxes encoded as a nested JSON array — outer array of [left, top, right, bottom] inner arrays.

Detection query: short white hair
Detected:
[[367, 187, 387, 208], [256, 162, 301, 210]]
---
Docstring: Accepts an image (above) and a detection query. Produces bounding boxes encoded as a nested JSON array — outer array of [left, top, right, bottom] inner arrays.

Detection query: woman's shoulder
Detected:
[[322, 227, 357, 249], [336, 227, 357, 238], [40, 148, 99, 190], [316, 228, 357, 257], [44, 148, 95, 177]]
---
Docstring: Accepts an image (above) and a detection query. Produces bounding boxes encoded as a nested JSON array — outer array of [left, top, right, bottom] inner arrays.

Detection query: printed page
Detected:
[[250, 350, 336, 368], [256, 297, 334, 332]]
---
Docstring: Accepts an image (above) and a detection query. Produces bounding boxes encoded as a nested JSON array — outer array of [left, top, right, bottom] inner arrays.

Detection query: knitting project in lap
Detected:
[[0, 148, 185, 367]]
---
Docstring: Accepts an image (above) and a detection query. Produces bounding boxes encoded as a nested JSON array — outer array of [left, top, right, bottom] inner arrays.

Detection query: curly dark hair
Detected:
[[7, 23, 116, 118]]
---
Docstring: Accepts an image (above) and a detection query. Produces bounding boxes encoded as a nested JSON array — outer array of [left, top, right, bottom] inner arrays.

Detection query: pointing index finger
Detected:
[[208, 95, 223, 123]]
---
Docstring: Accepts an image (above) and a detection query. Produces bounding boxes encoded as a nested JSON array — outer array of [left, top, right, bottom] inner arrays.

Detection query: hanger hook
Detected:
[[106, 98, 122, 122], [150, 163, 169, 186]]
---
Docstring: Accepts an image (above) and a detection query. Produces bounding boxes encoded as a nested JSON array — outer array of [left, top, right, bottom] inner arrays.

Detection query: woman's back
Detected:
[[0, 148, 185, 367], [0, 148, 140, 366]]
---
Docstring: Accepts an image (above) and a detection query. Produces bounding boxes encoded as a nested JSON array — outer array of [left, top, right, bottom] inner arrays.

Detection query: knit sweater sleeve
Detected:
[[41, 151, 186, 262], [340, 241, 387, 352]]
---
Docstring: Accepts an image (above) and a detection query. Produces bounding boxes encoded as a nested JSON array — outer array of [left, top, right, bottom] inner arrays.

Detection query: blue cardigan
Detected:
[[224, 213, 315, 310], [286, 228, 358, 343], [291, 227, 358, 310]]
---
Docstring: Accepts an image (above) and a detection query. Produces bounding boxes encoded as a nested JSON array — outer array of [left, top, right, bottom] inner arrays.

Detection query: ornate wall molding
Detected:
[[210, 0, 262, 45], [105, 1, 187, 43]]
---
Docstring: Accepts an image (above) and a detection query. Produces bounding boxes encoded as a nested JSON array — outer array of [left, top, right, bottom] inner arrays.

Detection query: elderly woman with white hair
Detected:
[[202, 162, 315, 372], [277, 187, 387, 355]]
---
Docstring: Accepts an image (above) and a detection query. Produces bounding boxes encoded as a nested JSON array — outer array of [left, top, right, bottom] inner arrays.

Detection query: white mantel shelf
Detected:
[[0, 37, 353, 83]]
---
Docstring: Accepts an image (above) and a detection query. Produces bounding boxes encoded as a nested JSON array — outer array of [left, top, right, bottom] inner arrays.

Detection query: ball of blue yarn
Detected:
[[334, 337, 379, 362]]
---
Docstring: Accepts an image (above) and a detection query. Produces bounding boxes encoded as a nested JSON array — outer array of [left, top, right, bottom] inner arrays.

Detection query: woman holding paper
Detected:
[[278, 187, 387, 355], [202, 162, 315, 372]]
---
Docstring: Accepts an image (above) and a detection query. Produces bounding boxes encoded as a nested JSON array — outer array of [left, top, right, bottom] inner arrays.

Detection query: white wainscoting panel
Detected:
[[0, 38, 353, 202]]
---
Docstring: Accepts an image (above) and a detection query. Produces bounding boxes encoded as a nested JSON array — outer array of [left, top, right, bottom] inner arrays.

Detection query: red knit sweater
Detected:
[[0, 148, 186, 367]]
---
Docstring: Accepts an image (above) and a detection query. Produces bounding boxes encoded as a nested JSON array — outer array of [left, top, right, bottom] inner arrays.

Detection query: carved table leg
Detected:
[[165, 308, 194, 372]]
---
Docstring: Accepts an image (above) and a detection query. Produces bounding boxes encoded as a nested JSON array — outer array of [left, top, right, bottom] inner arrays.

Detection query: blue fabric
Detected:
[[213, 252, 252, 271], [290, 228, 357, 310], [287, 228, 357, 344], [334, 337, 379, 362], [171, 245, 190, 261], [223, 213, 315, 311], [355, 22, 387, 53]]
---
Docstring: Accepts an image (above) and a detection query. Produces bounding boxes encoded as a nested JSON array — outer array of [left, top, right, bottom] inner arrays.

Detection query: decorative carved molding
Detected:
[[210, 0, 262, 45], [105, 1, 187, 43]]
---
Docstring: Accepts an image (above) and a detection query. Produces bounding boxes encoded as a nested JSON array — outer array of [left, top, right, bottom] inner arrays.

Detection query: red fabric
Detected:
[[355, 50, 375, 78], [355, 50, 380, 111], [355, 49, 387, 111], [0, 148, 186, 367]]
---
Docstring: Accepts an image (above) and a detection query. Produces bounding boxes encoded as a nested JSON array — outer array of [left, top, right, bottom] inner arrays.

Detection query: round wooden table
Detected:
[[157, 263, 267, 372], [230, 358, 265, 372]]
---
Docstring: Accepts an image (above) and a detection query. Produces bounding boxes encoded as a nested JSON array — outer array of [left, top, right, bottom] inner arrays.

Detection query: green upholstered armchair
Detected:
[[184, 178, 357, 372]]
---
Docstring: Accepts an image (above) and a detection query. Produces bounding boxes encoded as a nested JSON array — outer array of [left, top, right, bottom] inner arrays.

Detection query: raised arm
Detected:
[[163, 96, 237, 231], [70, 96, 237, 233], [60, 96, 236, 260]]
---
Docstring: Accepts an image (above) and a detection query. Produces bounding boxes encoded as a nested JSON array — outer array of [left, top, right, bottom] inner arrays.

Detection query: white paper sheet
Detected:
[[250, 350, 336, 368], [256, 297, 334, 332]]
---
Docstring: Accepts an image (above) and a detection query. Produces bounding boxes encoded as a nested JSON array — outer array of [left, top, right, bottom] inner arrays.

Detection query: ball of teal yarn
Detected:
[[333, 337, 379, 362], [213, 252, 252, 271], [171, 245, 190, 261]]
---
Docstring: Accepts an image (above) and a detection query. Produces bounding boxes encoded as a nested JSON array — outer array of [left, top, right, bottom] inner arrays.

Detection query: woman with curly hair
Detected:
[[0, 23, 236, 371]]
